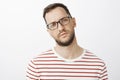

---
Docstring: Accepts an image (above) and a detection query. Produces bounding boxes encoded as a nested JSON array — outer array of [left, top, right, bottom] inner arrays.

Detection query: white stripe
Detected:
[[40, 76, 98, 80], [37, 65, 101, 69], [38, 69, 99, 72], [34, 62, 104, 65]]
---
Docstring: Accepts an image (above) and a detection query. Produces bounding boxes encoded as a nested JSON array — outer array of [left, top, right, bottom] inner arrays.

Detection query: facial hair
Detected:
[[55, 32, 75, 47]]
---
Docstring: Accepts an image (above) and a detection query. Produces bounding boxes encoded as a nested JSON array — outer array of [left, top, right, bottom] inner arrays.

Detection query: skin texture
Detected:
[[45, 7, 83, 60]]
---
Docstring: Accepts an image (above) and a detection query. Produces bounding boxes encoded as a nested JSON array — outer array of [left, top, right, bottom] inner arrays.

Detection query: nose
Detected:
[[57, 22, 64, 31]]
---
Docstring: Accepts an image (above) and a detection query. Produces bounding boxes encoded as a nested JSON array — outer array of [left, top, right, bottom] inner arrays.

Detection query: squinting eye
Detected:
[[51, 22, 57, 27], [60, 17, 69, 25], [62, 18, 69, 22], [60, 18, 69, 24]]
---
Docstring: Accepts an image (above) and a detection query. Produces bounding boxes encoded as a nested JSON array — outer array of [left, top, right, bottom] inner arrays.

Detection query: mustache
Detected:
[[58, 30, 67, 37]]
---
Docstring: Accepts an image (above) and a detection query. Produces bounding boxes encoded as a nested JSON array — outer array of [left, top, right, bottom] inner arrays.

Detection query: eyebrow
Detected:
[[47, 15, 69, 25]]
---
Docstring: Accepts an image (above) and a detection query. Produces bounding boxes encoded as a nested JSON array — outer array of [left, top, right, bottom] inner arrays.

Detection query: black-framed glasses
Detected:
[[47, 16, 72, 30]]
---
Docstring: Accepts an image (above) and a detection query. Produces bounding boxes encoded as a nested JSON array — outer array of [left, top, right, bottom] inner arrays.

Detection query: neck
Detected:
[[54, 37, 83, 60]]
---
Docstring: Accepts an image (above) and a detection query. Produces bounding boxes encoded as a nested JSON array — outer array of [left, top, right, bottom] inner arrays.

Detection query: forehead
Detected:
[[45, 7, 68, 24]]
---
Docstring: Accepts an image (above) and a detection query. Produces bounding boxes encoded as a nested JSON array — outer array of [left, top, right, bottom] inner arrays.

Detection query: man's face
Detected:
[[45, 7, 76, 46]]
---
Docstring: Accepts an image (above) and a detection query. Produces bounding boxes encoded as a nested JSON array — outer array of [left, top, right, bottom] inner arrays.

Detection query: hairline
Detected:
[[43, 3, 72, 24]]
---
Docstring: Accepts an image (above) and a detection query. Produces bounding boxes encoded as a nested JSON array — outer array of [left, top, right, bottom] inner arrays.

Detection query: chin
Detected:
[[56, 38, 74, 46], [56, 33, 75, 46]]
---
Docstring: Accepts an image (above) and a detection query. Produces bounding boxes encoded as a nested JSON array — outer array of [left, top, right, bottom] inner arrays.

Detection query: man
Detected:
[[26, 3, 108, 80]]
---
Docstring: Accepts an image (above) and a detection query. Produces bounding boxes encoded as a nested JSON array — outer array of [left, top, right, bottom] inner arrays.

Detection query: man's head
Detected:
[[43, 3, 72, 23], [43, 3, 76, 46]]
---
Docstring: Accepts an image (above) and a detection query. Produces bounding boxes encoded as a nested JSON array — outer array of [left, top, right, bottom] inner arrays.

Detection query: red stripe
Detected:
[[74, 60, 104, 63], [41, 71, 100, 74], [26, 75, 37, 80], [85, 51, 93, 54], [27, 67, 40, 73], [82, 57, 101, 60], [101, 74, 108, 79], [46, 49, 52, 52], [38, 67, 101, 70], [27, 71, 39, 77], [103, 78, 108, 80], [29, 62, 36, 69], [40, 53, 54, 55], [41, 75, 100, 78], [31, 60, 36, 65], [84, 54, 96, 56], [101, 70, 107, 75], [36, 56, 58, 58], [34, 63, 103, 67], [101, 66, 106, 71], [34, 60, 64, 62]]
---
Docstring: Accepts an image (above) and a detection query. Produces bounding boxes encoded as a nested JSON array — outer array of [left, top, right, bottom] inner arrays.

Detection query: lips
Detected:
[[59, 32, 67, 38]]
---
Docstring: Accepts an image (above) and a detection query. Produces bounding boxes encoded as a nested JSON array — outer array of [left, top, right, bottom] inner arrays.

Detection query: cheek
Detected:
[[67, 24, 75, 32], [49, 31, 58, 39], [70, 19, 76, 28]]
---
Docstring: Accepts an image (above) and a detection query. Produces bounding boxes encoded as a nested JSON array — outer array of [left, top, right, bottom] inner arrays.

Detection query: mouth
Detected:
[[59, 32, 67, 38]]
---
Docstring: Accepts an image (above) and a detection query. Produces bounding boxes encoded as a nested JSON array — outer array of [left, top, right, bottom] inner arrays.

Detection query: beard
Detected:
[[55, 32, 75, 47]]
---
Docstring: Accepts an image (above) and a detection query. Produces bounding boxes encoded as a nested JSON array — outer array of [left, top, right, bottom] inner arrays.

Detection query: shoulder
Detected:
[[83, 49, 106, 66], [29, 49, 56, 63], [32, 49, 54, 59], [84, 49, 103, 60]]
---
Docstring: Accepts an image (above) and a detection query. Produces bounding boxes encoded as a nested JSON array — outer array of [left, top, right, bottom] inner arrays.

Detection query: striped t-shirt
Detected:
[[26, 49, 108, 80]]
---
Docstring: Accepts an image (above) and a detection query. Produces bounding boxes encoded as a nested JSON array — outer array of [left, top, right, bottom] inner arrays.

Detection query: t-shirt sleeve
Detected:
[[26, 59, 40, 80], [100, 62, 108, 80]]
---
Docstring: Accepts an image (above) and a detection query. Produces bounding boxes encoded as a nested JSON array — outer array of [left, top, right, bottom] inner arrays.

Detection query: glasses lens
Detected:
[[60, 17, 70, 25], [47, 22, 57, 30]]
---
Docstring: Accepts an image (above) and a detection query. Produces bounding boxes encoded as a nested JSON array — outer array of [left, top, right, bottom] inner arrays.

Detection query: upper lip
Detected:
[[59, 32, 67, 37]]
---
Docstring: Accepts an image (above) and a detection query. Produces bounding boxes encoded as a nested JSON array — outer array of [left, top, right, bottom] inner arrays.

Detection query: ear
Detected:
[[72, 18, 76, 28]]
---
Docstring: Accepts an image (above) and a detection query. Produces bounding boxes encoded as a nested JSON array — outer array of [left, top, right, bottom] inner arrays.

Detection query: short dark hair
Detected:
[[43, 3, 72, 23]]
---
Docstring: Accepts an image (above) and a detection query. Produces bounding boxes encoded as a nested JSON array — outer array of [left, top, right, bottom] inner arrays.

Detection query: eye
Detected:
[[50, 22, 57, 28], [60, 17, 69, 25], [51, 22, 57, 27], [62, 17, 69, 22], [48, 22, 57, 29]]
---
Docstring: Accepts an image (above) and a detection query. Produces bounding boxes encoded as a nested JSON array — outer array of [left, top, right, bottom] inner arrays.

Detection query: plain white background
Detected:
[[0, 0, 120, 80]]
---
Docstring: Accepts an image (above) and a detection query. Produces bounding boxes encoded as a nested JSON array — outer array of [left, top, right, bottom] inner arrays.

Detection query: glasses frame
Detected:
[[46, 16, 72, 30]]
